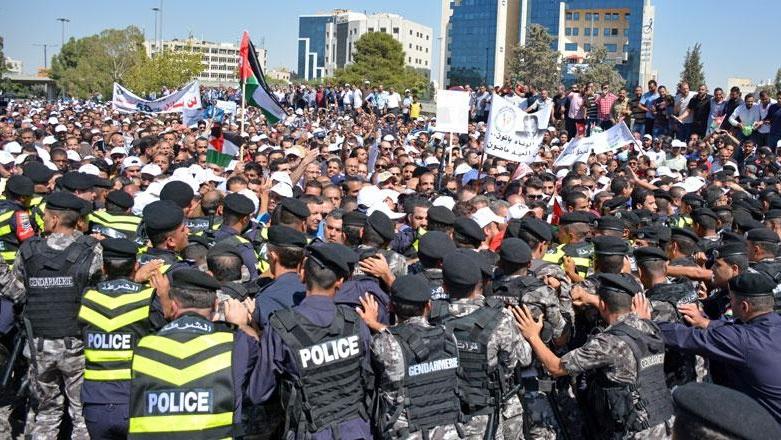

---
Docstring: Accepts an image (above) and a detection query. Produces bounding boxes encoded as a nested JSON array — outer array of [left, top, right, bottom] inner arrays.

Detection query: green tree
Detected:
[[334, 32, 428, 93], [507, 24, 561, 91], [573, 46, 625, 91], [50, 26, 146, 98], [775, 68, 781, 93], [680, 43, 705, 88], [124, 49, 204, 95]]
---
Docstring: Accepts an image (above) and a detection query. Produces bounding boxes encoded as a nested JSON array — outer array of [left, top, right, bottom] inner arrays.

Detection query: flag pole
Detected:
[[239, 79, 247, 161]]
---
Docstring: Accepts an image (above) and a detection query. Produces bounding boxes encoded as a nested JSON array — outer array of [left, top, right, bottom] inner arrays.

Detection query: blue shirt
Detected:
[[253, 272, 306, 327], [641, 91, 659, 119], [249, 295, 373, 439], [766, 103, 781, 136], [659, 312, 781, 423]]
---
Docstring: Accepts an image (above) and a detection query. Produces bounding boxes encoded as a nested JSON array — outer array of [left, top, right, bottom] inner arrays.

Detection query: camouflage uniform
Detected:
[[560, 313, 674, 440], [371, 316, 463, 440], [420, 268, 447, 300], [1, 232, 103, 440], [353, 244, 409, 279], [530, 259, 574, 327], [447, 296, 532, 440]]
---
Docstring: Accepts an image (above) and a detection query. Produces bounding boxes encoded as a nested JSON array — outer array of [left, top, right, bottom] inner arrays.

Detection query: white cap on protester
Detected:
[[110, 146, 127, 156], [367, 201, 405, 220], [0, 151, 15, 165], [270, 182, 293, 198], [66, 150, 82, 162], [78, 164, 100, 176], [237, 189, 260, 214], [14, 153, 29, 165], [270, 171, 293, 187], [508, 204, 530, 220], [42, 136, 57, 145], [382, 134, 395, 142], [454, 163, 473, 175], [471, 206, 505, 228], [432, 196, 456, 210], [54, 124, 68, 133], [47, 116, 58, 125], [424, 156, 440, 166], [3, 141, 21, 154], [121, 156, 142, 169], [357, 185, 384, 208], [140, 163, 162, 177], [673, 176, 707, 193]]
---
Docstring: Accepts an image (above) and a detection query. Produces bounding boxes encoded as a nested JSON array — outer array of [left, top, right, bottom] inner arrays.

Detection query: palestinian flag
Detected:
[[239, 31, 286, 124], [207, 124, 242, 168]]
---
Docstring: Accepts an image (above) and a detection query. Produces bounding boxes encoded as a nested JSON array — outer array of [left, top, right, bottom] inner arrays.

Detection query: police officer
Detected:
[[59, 171, 97, 204], [669, 193, 704, 228], [652, 271, 781, 423], [127, 269, 258, 439], [691, 208, 721, 255], [1, 191, 103, 439], [703, 242, 749, 320], [358, 274, 462, 439], [138, 200, 191, 274], [354, 210, 408, 281], [253, 197, 311, 267], [426, 205, 456, 237], [430, 250, 531, 439], [515, 273, 675, 439], [414, 230, 456, 300], [251, 242, 374, 439], [186, 189, 223, 237], [252, 225, 308, 328], [22, 161, 54, 233], [0, 175, 36, 266], [214, 192, 261, 280], [78, 238, 155, 439], [746, 227, 781, 283], [634, 247, 698, 387], [544, 212, 594, 282], [89, 190, 141, 240]]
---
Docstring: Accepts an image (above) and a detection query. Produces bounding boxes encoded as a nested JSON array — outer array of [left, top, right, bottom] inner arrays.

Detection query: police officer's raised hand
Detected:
[[135, 259, 165, 283], [678, 303, 710, 329], [224, 298, 250, 327], [512, 305, 543, 341], [356, 294, 386, 333], [632, 292, 652, 320]]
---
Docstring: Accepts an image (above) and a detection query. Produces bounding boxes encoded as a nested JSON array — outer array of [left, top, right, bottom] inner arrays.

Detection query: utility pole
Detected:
[[56, 17, 70, 48], [151, 7, 160, 55], [33, 43, 58, 69], [159, 0, 164, 53]]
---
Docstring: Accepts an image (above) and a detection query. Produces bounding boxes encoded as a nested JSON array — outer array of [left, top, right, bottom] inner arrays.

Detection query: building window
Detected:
[[393, 27, 399, 33], [409, 43, 413, 48], [625, 13, 630, 19], [408, 57, 412, 62], [425, 60, 428, 66], [573, 12, 580, 20], [380, 27, 386, 33], [368, 27, 374, 32], [584, 43, 592, 52], [565, 27, 572, 36], [426, 35, 429, 40], [604, 28, 610, 36], [612, 13, 620, 20], [611, 28, 618, 35], [565, 43, 578, 51], [585, 13, 591, 21], [606, 44, 617, 52], [410, 30, 413, 35], [593, 13, 599, 21], [566, 12, 572, 20], [572, 27, 579, 36]]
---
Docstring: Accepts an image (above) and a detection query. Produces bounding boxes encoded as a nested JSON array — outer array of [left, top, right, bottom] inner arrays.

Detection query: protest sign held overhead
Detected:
[[434, 90, 470, 133], [112, 81, 202, 113], [485, 94, 551, 163], [553, 121, 637, 167]]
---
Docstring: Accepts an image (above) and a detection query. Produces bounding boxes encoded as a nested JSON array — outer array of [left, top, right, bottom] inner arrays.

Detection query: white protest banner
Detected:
[[434, 90, 470, 133], [112, 81, 202, 113], [484, 94, 547, 163], [215, 100, 238, 115], [591, 121, 636, 154], [553, 136, 595, 167]]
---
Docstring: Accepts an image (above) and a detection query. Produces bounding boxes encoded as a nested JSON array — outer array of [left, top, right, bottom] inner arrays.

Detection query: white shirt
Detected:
[[342, 90, 353, 106], [674, 92, 697, 123], [729, 103, 762, 127], [386, 92, 401, 109], [352, 88, 363, 107], [758, 99, 777, 134]]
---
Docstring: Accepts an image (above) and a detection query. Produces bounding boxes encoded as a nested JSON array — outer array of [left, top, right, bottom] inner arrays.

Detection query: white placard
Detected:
[[434, 90, 470, 134]]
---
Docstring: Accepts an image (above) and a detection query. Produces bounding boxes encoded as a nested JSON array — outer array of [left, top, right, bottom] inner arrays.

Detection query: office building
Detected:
[[144, 38, 268, 87], [298, 10, 433, 81], [441, 0, 655, 89]]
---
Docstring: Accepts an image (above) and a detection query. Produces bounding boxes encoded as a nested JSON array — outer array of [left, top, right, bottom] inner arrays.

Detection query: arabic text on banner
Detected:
[[553, 121, 636, 167], [484, 94, 551, 164], [112, 81, 202, 114]]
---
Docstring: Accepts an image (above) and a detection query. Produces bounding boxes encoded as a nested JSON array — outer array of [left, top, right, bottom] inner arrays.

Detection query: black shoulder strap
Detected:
[[389, 324, 441, 362]]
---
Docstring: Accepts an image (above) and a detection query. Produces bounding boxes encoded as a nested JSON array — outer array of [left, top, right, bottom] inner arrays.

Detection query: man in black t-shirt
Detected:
[[677, 84, 712, 138]]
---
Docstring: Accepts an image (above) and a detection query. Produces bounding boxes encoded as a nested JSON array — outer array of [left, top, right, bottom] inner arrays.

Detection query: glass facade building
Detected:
[[446, 0, 499, 87], [298, 15, 332, 81]]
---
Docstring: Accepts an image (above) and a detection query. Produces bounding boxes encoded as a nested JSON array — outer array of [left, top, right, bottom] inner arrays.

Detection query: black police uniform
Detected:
[[0, 175, 36, 265], [214, 193, 261, 281], [89, 190, 141, 241], [415, 231, 456, 301]]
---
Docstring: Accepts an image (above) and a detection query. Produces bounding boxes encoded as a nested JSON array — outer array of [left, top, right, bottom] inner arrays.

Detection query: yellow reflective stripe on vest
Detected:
[[85, 368, 132, 381], [0, 210, 13, 222], [85, 349, 134, 363], [82, 288, 154, 310], [78, 306, 150, 333], [131, 351, 232, 387], [129, 412, 233, 434], [1, 250, 16, 263], [90, 211, 141, 233], [137, 333, 233, 359]]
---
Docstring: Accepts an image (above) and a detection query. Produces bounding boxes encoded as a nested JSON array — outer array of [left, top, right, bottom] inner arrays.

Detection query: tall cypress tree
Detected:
[[680, 43, 705, 88]]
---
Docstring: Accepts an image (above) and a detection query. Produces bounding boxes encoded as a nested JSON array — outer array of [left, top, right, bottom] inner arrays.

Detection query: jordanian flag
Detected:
[[207, 124, 242, 168], [239, 31, 286, 124]]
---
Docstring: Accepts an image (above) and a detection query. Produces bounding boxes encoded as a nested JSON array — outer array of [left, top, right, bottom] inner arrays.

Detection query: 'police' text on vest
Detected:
[[299, 335, 360, 368], [146, 389, 213, 415]]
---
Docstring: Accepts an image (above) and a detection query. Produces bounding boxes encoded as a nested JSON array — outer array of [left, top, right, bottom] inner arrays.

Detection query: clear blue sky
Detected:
[[1, 0, 778, 88]]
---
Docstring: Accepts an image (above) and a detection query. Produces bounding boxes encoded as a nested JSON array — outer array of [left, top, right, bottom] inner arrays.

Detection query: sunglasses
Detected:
[[526, 194, 545, 200]]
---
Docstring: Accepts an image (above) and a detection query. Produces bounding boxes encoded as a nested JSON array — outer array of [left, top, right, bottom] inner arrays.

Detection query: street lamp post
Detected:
[[33, 43, 58, 69], [56, 17, 70, 48], [151, 7, 160, 54]]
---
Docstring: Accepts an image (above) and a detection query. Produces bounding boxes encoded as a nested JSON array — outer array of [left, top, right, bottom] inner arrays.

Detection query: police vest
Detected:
[[21, 235, 97, 338], [586, 321, 673, 438], [128, 315, 236, 439], [543, 242, 593, 278], [430, 301, 505, 416], [216, 234, 268, 274], [379, 323, 461, 439], [89, 210, 142, 240], [78, 279, 155, 382], [749, 261, 781, 313], [138, 250, 181, 275], [0, 201, 34, 264], [186, 215, 222, 239], [645, 282, 698, 387], [269, 305, 368, 435], [670, 214, 693, 229], [30, 199, 46, 233]]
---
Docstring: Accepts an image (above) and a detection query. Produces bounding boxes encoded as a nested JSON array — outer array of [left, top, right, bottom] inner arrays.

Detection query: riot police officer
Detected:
[[89, 190, 141, 241], [1, 191, 103, 439], [213, 192, 261, 280], [252, 225, 307, 327], [414, 230, 456, 300], [138, 200, 191, 275], [543, 212, 595, 281], [0, 175, 36, 266], [746, 227, 781, 284]]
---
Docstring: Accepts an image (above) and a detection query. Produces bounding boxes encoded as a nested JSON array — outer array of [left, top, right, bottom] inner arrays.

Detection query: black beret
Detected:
[[207, 242, 244, 260], [520, 217, 553, 243], [720, 231, 747, 244], [635, 225, 660, 243], [714, 243, 747, 259], [670, 227, 700, 244], [681, 193, 705, 208], [603, 196, 628, 211], [711, 205, 732, 214], [101, 238, 139, 259], [59, 172, 93, 191], [391, 274, 432, 303], [746, 227, 780, 244], [188, 234, 211, 248], [220, 282, 249, 301], [307, 242, 353, 278], [769, 197, 781, 211], [22, 162, 55, 184], [171, 268, 221, 291], [614, 210, 641, 227], [442, 250, 481, 286], [765, 209, 781, 220], [504, 218, 524, 239], [673, 382, 781, 440], [332, 241, 359, 267], [280, 197, 310, 219], [106, 190, 134, 210], [559, 211, 595, 225], [267, 225, 308, 247], [93, 177, 113, 189], [160, 181, 195, 209], [729, 272, 776, 297], [652, 189, 672, 202], [471, 250, 495, 279], [595, 273, 641, 297], [342, 211, 367, 226], [454, 217, 485, 243], [5, 175, 34, 197], [633, 246, 668, 263], [499, 238, 532, 264], [427, 206, 456, 225], [592, 236, 629, 256], [223, 193, 255, 216], [142, 200, 184, 233], [418, 231, 456, 260], [596, 216, 625, 232], [367, 211, 395, 242], [46, 191, 86, 212], [691, 208, 718, 223]]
